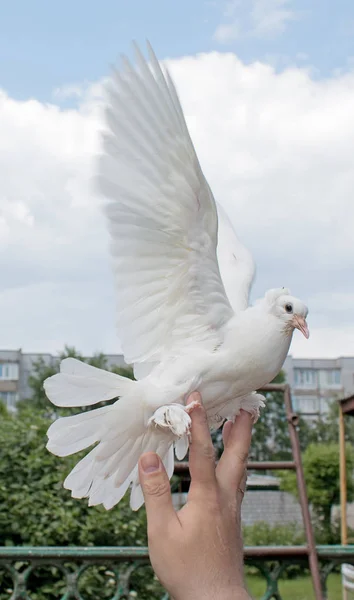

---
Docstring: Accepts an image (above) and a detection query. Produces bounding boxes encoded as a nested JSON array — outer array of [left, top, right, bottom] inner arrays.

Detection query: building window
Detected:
[[292, 395, 320, 414], [325, 369, 341, 386], [0, 363, 19, 381], [0, 391, 17, 409], [294, 369, 317, 388], [292, 396, 300, 412]]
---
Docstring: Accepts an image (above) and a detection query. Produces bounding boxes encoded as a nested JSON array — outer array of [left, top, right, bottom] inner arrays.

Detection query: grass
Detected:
[[246, 573, 343, 599]]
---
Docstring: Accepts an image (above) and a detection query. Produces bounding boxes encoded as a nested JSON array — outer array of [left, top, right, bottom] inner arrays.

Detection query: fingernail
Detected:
[[141, 453, 160, 474], [188, 391, 201, 403]]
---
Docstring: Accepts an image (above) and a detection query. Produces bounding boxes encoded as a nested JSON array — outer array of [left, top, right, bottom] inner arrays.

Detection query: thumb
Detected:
[[138, 452, 176, 534]]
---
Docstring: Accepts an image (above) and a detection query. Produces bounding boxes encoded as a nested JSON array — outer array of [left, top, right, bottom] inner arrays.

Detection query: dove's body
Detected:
[[45, 292, 302, 510], [150, 302, 291, 402], [44, 43, 309, 511]]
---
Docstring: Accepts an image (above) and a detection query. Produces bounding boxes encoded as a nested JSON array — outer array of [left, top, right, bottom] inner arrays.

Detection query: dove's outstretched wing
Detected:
[[216, 202, 255, 313], [98, 42, 236, 368], [45, 43, 260, 511]]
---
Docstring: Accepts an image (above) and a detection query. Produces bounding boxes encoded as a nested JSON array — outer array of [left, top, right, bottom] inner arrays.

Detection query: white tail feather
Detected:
[[164, 445, 175, 479], [114, 436, 145, 487], [47, 388, 176, 510], [174, 434, 189, 461], [105, 467, 138, 510], [44, 358, 134, 407], [130, 475, 145, 511], [64, 447, 101, 498], [47, 406, 113, 457]]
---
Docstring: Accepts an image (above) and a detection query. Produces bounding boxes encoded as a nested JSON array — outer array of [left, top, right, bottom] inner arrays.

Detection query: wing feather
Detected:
[[216, 202, 255, 313], [97, 43, 237, 366]]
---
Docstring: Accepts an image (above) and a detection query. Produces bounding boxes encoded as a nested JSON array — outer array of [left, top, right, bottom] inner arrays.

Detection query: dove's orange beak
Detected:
[[292, 315, 310, 339]]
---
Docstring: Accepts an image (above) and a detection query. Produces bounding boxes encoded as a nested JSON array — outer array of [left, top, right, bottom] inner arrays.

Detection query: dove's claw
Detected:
[[248, 408, 261, 423], [148, 403, 192, 438], [239, 392, 266, 423], [184, 399, 201, 414]]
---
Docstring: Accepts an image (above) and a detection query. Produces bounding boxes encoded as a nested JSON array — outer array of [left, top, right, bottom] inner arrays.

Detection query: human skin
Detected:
[[138, 392, 253, 600]]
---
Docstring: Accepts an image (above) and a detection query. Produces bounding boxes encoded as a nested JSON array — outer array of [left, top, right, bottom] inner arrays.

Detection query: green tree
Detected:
[[298, 400, 354, 447], [0, 400, 8, 418], [0, 406, 166, 599], [280, 442, 354, 542], [0, 408, 146, 547], [249, 371, 310, 461], [249, 371, 290, 461], [85, 352, 108, 369]]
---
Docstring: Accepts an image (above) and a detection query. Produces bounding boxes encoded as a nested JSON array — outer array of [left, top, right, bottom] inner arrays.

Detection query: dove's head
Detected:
[[265, 288, 309, 339]]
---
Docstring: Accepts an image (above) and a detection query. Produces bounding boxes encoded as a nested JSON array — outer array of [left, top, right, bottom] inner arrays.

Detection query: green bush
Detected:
[[243, 521, 307, 580], [0, 407, 167, 599], [280, 442, 354, 543], [243, 521, 305, 547]]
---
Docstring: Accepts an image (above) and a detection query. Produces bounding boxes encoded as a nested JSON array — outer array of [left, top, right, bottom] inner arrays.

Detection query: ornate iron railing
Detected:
[[0, 545, 353, 600]]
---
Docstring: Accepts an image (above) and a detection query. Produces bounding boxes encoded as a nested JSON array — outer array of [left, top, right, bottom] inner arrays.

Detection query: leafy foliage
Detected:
[[0, 408, 146, 547], [298, 400, 354, 447], [0, 401, 7, 418], [243, 521, 305, 546], [280, 442, 354, 542], [243, 522, 307, 579], [250, 371, 291, 461], [0, 404, 167, 598]]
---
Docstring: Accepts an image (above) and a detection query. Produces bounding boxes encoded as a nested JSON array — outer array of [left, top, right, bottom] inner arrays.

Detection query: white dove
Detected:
[[44, 42, 309, 511]]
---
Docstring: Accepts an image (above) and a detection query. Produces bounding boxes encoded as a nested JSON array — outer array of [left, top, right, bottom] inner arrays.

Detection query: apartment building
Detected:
[[283, 356, 354, 418]]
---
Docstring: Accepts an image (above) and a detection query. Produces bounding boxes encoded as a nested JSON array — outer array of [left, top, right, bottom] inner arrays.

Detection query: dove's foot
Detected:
[[149, 403, 193, 437], [239, 392, 266, 423], [184, 399, 202, 414]]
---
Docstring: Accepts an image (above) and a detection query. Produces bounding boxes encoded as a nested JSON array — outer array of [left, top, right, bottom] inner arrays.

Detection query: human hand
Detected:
[[138, 392, 253, 600]]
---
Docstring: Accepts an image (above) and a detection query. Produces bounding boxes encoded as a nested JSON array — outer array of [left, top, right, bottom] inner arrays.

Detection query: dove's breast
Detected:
[[145, 307, 293, 418], [195, 309, 293, 408]]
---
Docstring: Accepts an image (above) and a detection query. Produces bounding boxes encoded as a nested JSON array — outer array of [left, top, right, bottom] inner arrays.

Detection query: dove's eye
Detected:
[[285, 303, 293, 314]]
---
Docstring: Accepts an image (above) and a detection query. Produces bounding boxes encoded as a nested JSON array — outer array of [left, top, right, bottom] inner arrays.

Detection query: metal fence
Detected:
[[0, 545, 354, 599]]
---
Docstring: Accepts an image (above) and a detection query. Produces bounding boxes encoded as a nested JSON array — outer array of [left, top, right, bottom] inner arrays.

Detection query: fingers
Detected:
[[216, 410, 253, 496], [187, 393, 217, 496], [222, 420, 233, 448], [236, 466, 247, 505], [138, 452, 178, 533]]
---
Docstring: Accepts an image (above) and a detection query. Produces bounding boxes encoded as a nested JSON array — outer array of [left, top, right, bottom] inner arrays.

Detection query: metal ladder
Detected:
[[174, 383, 323, 599]]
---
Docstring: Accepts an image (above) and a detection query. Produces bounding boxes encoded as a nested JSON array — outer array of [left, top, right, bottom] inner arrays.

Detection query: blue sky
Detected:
[[2, 0, 354, 358], [1, 0, 354, 103]]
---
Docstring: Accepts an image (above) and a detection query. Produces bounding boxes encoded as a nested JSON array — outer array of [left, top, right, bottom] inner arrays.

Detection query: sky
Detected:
[[1, 0, 354, 359]]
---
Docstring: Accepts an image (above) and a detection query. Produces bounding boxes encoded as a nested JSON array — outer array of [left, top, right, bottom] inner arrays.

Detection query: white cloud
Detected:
[[1, 51, 354, 360], [52, 83, 85, 100], [52, 80, 106, 104], [214, 22, 241, 43], [213, 0, 298, 44], [296, 52, 309, 62], [251, 0, 297, 37]]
